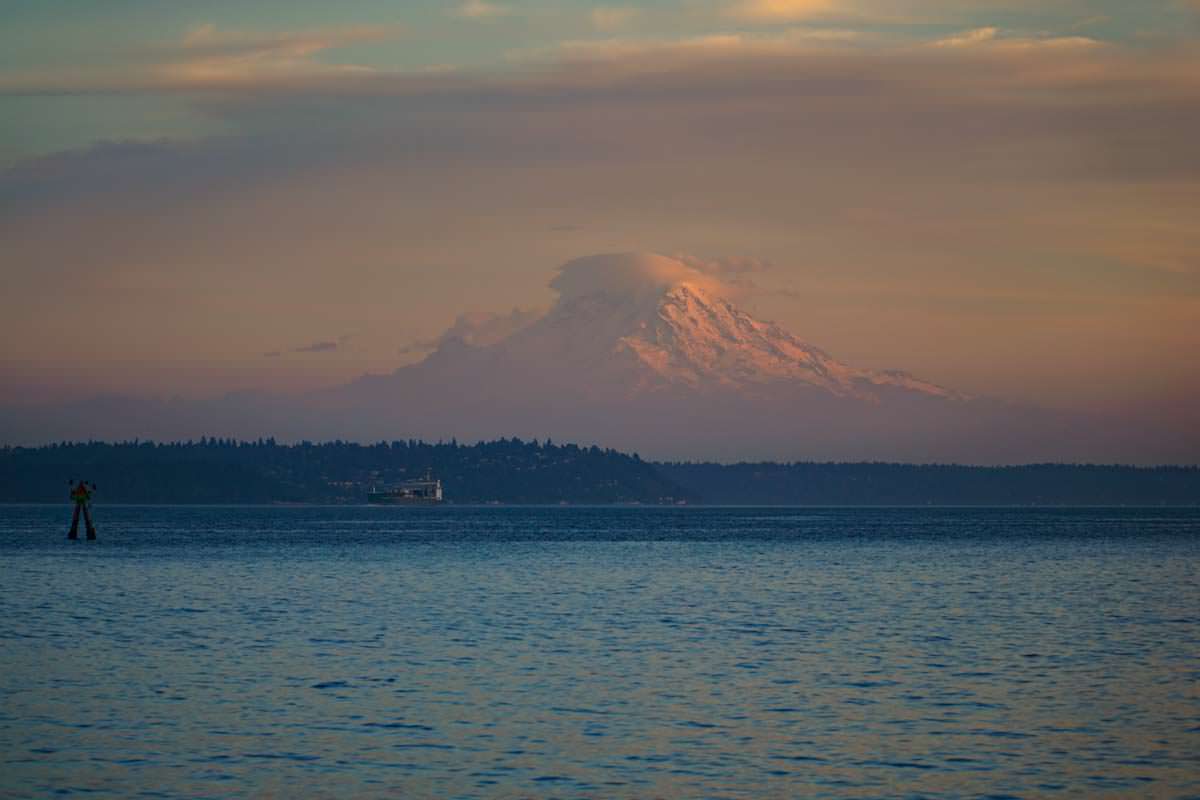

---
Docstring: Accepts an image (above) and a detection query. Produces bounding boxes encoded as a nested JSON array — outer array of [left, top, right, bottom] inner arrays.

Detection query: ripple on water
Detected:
[[0, 505, 1198, 798]]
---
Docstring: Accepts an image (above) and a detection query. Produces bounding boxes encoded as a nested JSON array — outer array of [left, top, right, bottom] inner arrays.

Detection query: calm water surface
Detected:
[[1, 506, 1198, 798]]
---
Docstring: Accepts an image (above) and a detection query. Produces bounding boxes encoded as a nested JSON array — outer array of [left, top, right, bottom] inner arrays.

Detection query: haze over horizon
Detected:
[[2, 1, 1198, 461]]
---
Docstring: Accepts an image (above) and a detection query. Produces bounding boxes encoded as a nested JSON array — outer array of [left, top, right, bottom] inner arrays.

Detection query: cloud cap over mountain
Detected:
[[550, 252, 731, 303]]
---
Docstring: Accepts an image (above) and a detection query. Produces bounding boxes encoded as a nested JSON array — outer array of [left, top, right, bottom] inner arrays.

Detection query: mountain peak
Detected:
[[610, 279, 857, 395], [550, 252, 728, 305], [461, 252, 964, 402], [565, 258, 967, 402]]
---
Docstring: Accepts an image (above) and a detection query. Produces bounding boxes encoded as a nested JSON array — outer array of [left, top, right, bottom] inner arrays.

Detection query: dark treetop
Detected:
[[0, 439, 1197, 505]]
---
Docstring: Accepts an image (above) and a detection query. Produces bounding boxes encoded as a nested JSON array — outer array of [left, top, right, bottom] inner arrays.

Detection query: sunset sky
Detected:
[[2, 0, 1198, 435]]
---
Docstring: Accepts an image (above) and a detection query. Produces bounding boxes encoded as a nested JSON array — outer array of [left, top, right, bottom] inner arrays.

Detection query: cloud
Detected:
[[176, 23, 397, 58], [293, 340, 339, 353], [513, 29, 1129, 97], [402, 308, 542, 355], [161, 23, 401, 86], [1, 21, 1189, 101], [444, 308, 541, 345], [727, 0, 837, 21], [674, 254, 773, 290], [550, 253, 733, 303], [453, 0, 510, 20], [4, 30, 1196, 190], [930, 26, 1100, 51], [5, 30, 1198, 221], [1070, 15, 1111, 30], [590, 6, 641, 31], [934, 26, 999, 47], [0, 23, 401, 92]]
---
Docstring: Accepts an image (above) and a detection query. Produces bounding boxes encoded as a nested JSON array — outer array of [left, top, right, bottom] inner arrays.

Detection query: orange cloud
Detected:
[[453, 0, 510, 20], [0, 23, 402, 92], [727, 0, 837, 20], [590, 6, 641, 31]]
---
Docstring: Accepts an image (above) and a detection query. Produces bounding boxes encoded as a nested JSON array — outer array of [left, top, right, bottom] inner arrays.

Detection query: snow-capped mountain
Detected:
[[311, 252, 1017, 460], [6, 252, 1177, 463], [595, 279, 961, 400], [405, 252, 964, 404]]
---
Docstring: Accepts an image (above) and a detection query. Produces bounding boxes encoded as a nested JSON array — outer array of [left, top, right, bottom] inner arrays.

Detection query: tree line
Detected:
[[0, 439, 1196, 505], [0, 438, 686, 504]]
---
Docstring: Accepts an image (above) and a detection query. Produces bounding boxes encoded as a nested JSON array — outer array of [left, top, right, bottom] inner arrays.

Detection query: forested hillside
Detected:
[[0, 439, 688, 504], [0, 440, 1196, 505]]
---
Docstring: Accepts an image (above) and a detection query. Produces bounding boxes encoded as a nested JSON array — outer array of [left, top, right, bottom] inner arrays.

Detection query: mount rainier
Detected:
[[315, 253, 1091, 462], [4, 252, 1167, 462]]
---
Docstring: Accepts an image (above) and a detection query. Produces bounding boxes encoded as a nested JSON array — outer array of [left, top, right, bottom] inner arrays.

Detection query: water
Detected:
[[1, 506, 1198, 798]]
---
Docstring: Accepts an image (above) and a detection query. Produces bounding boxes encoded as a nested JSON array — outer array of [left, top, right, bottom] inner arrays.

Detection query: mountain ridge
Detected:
[[366, 253, 966, 406]]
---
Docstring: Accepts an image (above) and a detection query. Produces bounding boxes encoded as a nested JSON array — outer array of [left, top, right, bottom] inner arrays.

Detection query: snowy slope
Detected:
[[475, 253, 965, 404]]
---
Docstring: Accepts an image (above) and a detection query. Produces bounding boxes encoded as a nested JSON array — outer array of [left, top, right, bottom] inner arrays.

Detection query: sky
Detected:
[[1, 0, 1198, 441]]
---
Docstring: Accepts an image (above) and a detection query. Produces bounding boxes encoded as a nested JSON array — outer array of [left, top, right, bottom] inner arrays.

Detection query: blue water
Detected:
[[1, 506, 1198, 798]]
